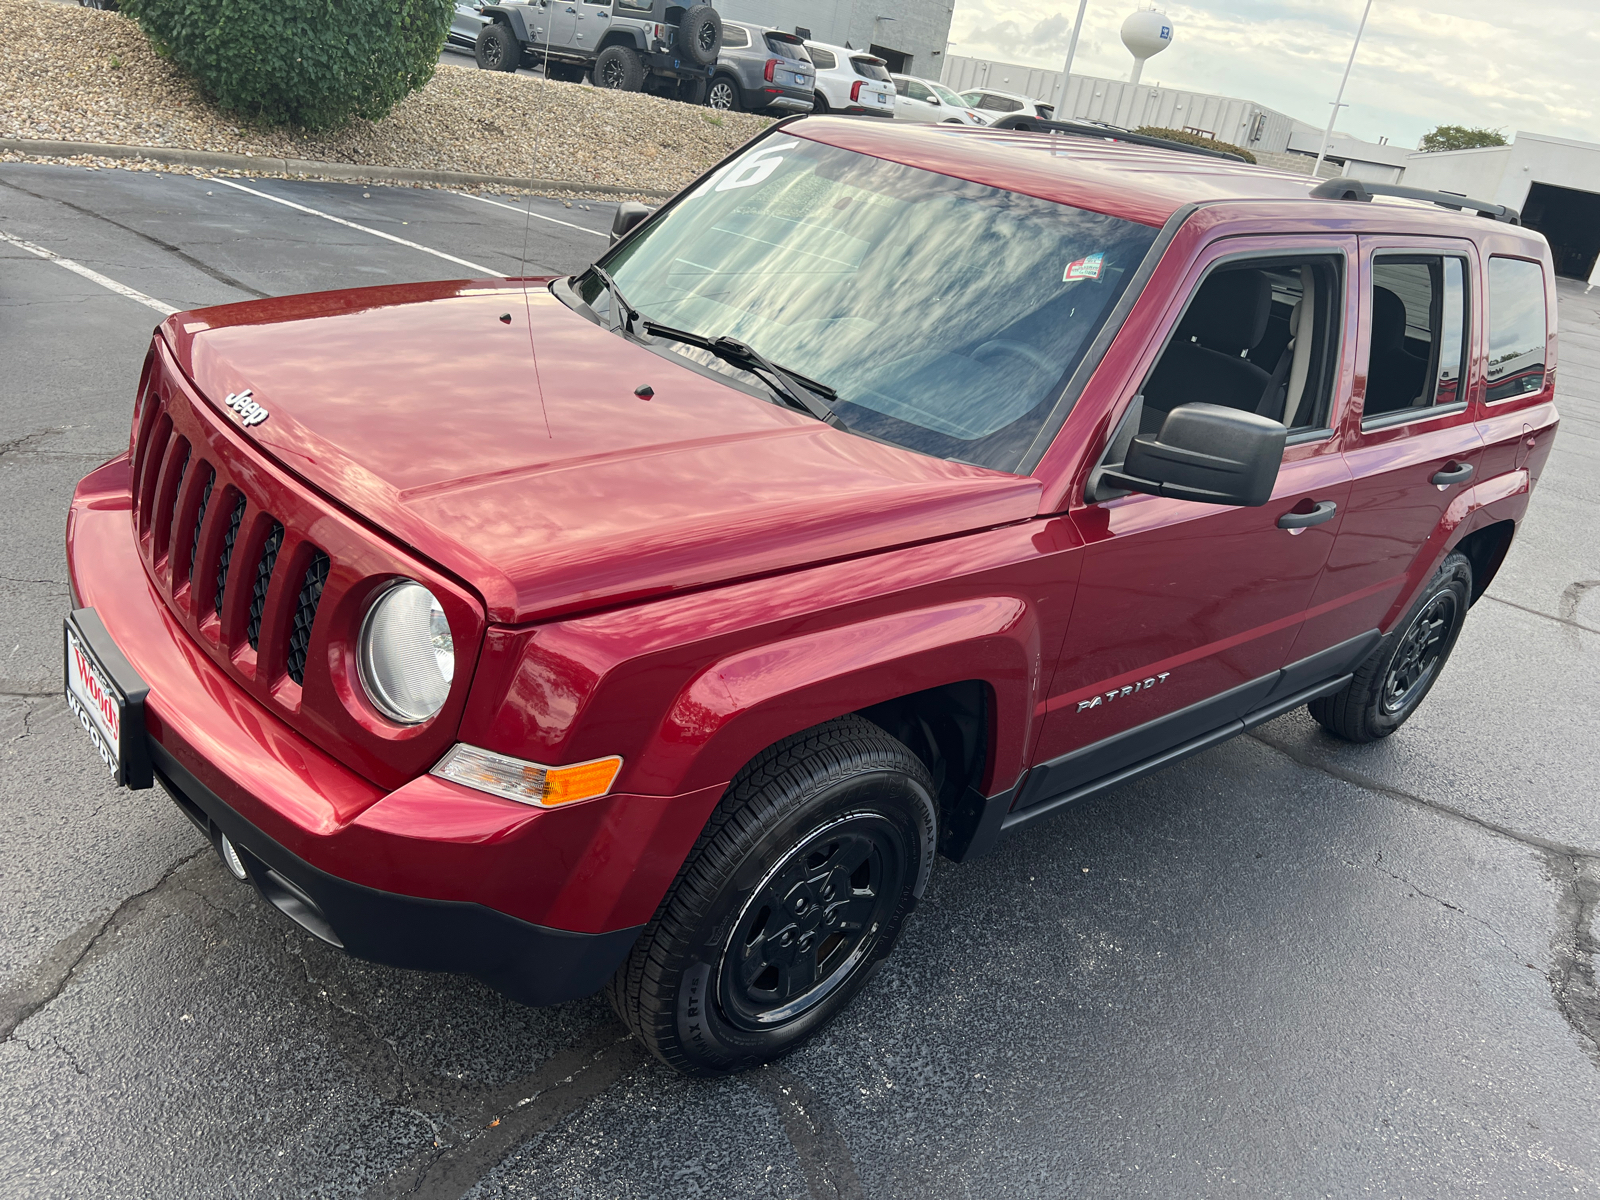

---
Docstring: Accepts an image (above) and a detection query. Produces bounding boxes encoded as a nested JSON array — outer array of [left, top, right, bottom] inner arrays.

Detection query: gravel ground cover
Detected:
[[0, 0, 770, 192]]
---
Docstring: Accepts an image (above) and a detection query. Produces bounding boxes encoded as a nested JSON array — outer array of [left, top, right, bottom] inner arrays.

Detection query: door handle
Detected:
[[1277, 499, 1338, 530], [1431, 461, 1474, 486]]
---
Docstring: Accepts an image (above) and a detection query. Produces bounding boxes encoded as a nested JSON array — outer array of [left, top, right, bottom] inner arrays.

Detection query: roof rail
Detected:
[[1309, 177, 1520, 224], [988, 115, 1251, 163]]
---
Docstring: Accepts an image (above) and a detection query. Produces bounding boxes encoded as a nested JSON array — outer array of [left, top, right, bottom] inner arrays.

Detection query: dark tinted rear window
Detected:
[[765, 34, 809, 60], [807, 46, 836, 70], [852, 57, 891, 81], [1487, 257, 1548, 401]]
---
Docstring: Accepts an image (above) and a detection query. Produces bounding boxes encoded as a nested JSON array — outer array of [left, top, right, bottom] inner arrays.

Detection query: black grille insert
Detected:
[[285, 550, 329, 686], [247, 522, 283, 651], [187, 470, 215, 584], [215, 494, 246, 616]]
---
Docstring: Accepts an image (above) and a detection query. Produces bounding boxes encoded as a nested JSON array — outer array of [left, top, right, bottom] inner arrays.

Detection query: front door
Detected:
[[1292, 236, 1486, 659], [1020, 237, 1358, 812]]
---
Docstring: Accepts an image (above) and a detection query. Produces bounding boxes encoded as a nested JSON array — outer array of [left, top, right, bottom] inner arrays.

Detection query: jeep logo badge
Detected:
[[223, 389, 268, 428]]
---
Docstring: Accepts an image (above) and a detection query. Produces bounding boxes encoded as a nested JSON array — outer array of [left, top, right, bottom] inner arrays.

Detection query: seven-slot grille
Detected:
[[130, 359, 330, 699]]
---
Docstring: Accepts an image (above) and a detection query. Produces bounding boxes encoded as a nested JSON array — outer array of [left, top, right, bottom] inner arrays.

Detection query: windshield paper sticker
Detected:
[[688, 141, 798, 200], [1063, 251, 1105, 283]]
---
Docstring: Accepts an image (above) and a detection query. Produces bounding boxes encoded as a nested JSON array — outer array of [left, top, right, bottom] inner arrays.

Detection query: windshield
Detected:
[[586, 137, 1158, 470], [932, 83, 969, 107]]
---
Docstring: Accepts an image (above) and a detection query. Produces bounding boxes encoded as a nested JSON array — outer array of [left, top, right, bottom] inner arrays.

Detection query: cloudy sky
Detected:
[[946, 0, 1599, 149]]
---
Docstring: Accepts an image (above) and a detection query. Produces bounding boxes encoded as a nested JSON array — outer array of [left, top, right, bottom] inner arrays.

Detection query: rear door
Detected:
[[1292, 235, 1486, 658], [1018, 235, 1358, 812]]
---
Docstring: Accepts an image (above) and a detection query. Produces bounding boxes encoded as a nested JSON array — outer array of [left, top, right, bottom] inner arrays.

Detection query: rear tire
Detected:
[[1309, 552, 1472, 742], [812, 90, 830, 114], [594, 44, 645, 92], [706, 74, 741, 112], [675, 75, 708, 105], [606, 715, 937, 1077], [474, 23, 520, 72]]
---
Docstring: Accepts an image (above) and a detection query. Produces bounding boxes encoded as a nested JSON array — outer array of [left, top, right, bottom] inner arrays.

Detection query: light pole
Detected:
[[1052, 0, 1090, 120], [1312, 0, 1374, 179]]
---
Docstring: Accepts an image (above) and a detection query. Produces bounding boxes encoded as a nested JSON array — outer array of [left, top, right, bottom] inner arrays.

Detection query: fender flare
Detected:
[[636, 595, 1044, 798], [597, 28, 649, 54], [481, 5, 535, 44]]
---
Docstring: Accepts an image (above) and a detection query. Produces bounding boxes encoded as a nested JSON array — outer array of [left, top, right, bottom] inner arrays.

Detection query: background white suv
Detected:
[[804, 42, 895, 117], [960, 88, 1056, 121], [890, 76, 988, 125]]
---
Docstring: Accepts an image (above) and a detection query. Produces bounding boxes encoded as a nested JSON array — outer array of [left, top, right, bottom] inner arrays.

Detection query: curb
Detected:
[[0, 138, 677, 200]]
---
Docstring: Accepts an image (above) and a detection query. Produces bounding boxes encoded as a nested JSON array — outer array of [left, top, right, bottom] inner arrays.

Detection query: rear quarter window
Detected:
[[1486, 257, 1548, 402], [807, 46, 837, 70], [721, 25, 750, 48]]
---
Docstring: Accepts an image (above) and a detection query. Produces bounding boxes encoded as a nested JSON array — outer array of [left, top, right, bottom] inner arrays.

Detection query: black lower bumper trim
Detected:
[[149, 739, 642, 1007]]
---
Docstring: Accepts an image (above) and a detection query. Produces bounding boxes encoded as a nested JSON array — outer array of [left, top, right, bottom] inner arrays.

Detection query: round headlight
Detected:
[[358, 581, 455, 724]]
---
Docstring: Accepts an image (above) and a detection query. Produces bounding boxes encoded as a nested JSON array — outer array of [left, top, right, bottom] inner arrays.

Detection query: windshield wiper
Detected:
[[586, 264, 637, 333], [640, 320, 841, 426]]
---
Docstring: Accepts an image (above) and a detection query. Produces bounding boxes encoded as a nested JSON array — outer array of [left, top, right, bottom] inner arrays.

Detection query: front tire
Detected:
[[606, 716, 937, 1076], [594, 44, 645, 92], [706, 74, 741, 112], [474, 23, 520, 72], [1310, 551, 1472, 742]]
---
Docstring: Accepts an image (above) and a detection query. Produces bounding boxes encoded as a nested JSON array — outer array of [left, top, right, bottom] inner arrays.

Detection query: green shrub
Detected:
[[1134, 126, 1257, 164], [120, 0, 454, 129]]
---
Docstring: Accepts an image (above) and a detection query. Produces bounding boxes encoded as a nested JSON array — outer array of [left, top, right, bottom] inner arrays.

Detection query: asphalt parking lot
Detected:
[[2, 161, 1598, 1198]]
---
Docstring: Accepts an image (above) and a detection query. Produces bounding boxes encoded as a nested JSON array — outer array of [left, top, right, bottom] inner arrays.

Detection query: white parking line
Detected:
[[0, 229, 178, 315], [451, 191, 609, 238], [205, 177, 500, 275]]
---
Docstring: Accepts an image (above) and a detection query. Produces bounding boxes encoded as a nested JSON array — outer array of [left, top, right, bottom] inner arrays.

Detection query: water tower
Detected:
[[1121, 9, 1173, 85]]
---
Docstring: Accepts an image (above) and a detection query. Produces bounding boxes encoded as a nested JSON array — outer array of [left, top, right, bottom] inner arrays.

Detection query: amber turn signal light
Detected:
[[430, 744, 622, 808]]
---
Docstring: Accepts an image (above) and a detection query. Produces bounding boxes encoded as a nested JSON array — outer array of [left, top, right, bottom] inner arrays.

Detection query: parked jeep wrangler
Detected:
[[475, 0, 721, 100], [66, 118, 1558, 1077]]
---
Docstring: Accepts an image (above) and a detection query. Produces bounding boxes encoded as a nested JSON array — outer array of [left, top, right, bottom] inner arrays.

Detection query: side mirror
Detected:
[[609, 201, 655, 245], [1100, 402, 1285, 507]]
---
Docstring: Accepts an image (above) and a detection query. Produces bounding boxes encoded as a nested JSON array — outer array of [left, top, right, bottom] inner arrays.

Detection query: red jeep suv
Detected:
[[65, 118, 1559, 1076]]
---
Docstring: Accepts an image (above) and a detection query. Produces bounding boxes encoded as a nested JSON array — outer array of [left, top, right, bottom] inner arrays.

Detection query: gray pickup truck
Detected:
[[474, 0, 722, 101]]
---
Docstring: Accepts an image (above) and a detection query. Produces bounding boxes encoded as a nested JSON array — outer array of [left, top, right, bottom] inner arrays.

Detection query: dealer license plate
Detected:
[[64, 608, 152, 789]]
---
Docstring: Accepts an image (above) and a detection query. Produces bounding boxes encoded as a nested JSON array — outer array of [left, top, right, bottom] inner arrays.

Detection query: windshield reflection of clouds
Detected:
[[605, 140, 1158, 470]]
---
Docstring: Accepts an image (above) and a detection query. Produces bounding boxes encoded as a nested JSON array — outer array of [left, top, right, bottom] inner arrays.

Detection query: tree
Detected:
[[1418, 125, 1508, 153], [121, 0, 454, 130]]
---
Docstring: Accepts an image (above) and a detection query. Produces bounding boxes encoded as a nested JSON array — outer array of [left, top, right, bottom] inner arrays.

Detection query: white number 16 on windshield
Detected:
[[687, 140, 799, 200]]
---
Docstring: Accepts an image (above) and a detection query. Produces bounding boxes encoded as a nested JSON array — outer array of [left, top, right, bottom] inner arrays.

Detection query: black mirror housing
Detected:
[[609, 201, 655, 246], [1105, 402, 1285, 507]]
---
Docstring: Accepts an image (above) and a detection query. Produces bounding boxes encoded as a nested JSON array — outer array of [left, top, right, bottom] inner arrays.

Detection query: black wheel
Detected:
[[679, 4, 723, 67], [544, 61, 586, 84], [606, 715, 937, 1076], [675, 75, 709, 105], [474, 23, 520, 72], [706, 74, 741, 112], [594, 44, 645, 92], [811, 91, 830, 114], [1309, 551, 1472, 742]]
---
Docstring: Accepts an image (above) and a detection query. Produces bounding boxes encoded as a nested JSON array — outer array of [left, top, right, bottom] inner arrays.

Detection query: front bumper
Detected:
[[66, 455, 726, 1005]]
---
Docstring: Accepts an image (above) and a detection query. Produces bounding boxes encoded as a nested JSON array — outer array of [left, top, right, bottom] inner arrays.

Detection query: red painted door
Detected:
[[1292, 235, 1486, 658], [1023, 235, 1359, 803]]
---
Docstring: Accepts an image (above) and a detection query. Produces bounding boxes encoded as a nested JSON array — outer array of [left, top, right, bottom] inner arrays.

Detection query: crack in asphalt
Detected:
[[1250, 730, 1600, 1069], [1481, 592, 1600, 637], [362, 1030, 646, 1200], [0, 428, 57, 459], [0, 849, 206, 1042], [0, 175, 272, 301], [0, 574, 68, 588], [757, 1066, 866, 1200]]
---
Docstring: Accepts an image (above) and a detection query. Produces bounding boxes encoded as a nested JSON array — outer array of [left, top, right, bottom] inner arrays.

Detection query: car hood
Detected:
[[164, 280, 1041, 624]]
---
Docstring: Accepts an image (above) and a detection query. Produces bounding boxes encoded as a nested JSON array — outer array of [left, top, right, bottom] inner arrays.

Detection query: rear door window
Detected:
[[1486, 257, 1548, 401], [1364, 254, 1470, 424]]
